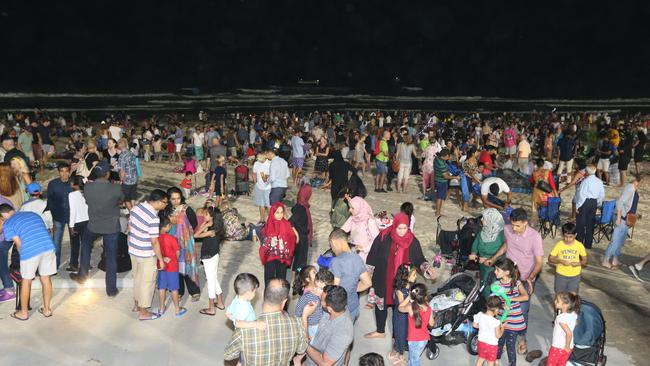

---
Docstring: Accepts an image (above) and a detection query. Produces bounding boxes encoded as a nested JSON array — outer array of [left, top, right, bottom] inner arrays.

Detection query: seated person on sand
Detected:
[[479, 176, 512, 211]]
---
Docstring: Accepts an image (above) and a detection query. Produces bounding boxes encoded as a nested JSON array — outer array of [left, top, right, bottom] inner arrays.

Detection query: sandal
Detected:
[[139, 312, 161, 321], [191, 294, 201, 302], [10, 312, 28, 321], [38, 308, 53, 318], [216, 304, 225, 310], [175, 308, 188, 317], [517, 339, 528, 355], [364, 331, 386, 339], [387, 351, 405, 365], [525, 350, 543, 362], [364, 303, 375, 309], [199, 308, 216, 316]]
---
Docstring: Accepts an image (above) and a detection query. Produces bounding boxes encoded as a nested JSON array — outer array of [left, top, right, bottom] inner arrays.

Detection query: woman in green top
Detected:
[[469, 208, 505, 297]]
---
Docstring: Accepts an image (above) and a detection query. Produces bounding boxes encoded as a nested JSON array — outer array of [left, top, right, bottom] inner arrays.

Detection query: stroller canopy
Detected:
[[574, 300, 605, 347]]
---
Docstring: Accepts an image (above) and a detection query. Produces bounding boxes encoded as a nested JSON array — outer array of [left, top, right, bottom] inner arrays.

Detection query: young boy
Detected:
[[180, 171, 192, 199], [225, 273, 265, 330], [548, 223, 588, 294], [19, 182, 53, 232], [473, 296, 506, 366], [157, 217, 187, 317]]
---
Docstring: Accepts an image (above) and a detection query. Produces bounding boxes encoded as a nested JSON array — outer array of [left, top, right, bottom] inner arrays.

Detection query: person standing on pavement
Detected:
[[574, 165, 605, 249], [46, 162, 72, 269], [128, 189, 168, 320], [0, 204, 56, 320], [491, 208, 543, 355], [206, 136, 227, 192], [70, 160, 124, 297]]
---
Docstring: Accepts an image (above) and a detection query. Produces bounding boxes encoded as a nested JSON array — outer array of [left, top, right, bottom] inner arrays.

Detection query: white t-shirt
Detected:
[[291, 135, 305, 158], [253, 160, 271, 190], [192, 132, 205, 146], [481, 177, 510, 196], [552, 312, 578, 349], [109, 125, 122, 140], [475, 312, 501, 346]]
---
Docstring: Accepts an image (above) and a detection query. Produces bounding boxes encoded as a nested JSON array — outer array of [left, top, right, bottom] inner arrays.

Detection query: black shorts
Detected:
[[122, 184, 138, 201]]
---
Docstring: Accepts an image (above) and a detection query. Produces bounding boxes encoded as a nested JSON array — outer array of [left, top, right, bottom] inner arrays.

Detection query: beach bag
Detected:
[[391, 157, 400, 173], [222, 208, 247, 240], [626, 192, 639, 227]]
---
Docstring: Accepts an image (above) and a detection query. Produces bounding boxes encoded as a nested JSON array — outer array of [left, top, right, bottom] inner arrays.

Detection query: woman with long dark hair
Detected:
[[195, 205, 225, 315], [289, 184, 312, 276], [165, 187, 200, 300]]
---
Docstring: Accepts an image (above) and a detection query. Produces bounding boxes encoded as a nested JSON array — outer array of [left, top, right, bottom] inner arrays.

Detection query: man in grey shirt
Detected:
[[70, 160, 124, 297], [302, 286, 354, 366], [602, 175, 642, 268]]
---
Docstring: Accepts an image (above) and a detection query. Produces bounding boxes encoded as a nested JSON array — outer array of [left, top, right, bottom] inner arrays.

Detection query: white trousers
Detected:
[[202, 253, 222, 299], [557, 159, 574, 182]]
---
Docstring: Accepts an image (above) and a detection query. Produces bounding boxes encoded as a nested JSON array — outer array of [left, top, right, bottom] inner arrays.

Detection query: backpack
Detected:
[[222, 208, 247, 240], [135, 157, 143, 178], [374, 139, 381, 156]]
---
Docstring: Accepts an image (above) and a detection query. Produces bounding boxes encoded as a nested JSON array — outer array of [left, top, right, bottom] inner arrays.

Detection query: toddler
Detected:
[[473, 296, 506, 366], [157, 217, 187, 317], [546, 292, 580, 366]]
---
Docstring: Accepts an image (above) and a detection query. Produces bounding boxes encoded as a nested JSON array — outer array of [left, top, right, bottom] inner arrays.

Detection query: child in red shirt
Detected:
[[180, 171, 192, 199], [398, 283, 435, 366], [157, 217, 186, 317]]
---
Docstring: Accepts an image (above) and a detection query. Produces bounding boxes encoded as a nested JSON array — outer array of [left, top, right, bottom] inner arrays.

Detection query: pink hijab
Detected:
[[342, 197, 380, 260]]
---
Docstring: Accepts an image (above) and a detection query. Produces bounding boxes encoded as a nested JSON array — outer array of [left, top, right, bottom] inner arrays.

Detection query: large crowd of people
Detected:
[[0, 109, 648, 365]]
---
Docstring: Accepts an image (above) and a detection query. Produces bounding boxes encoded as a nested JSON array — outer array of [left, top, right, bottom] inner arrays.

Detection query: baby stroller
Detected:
[[435, 215, 482, 274], [234, 164, 250, 196], [567, 299, 607, 366], [425, 272, 485, 360]]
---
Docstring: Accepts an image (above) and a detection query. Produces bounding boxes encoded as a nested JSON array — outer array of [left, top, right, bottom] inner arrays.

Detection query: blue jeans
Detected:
[[79, 229, 119, 295], [497, 330, 520, 366], [0, 241, 14, 290], [53, 220, 67, 269], [604, 219, 628, 261], [408, 340, 428, 366]]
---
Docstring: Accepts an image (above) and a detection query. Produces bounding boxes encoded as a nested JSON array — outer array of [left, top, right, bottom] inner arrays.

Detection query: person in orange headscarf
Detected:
[[289, 184, 313, 276], [364, 213, 436, 339], [259, 202, 299, 285]]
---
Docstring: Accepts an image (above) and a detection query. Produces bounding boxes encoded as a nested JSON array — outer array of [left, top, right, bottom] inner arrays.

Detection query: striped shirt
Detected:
[[128, 202, 160, 258], [497, 280, 527, 332], [295, 290, 323, 326], [3, 212, 55, 260]]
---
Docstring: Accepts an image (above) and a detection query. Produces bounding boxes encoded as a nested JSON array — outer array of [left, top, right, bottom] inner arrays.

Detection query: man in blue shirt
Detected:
[[46, 162, 72, 269], [575, 164, 605, 249], [267, 149, 290, 205], [0, 204, 56, 320]]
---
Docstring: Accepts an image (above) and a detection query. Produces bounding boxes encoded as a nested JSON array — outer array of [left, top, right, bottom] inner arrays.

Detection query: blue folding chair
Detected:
[[594, 200, 616, 244], [538, 197, 562, 238]]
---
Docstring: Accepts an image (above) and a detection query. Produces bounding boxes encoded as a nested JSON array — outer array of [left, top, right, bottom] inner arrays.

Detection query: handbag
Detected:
[[536, 179, 552, 193], [625, 213, 637, 227], [391, 157, 400, 173]]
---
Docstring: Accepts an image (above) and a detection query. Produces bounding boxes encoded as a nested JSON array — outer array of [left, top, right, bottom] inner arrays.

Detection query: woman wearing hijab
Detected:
[[165, 187, 200, 300], [365, 213, 436, 339], [259, 202, 299, 285], [289, 184, 312, 275], [341, 196, 380, 261], [468, 208, 505, 298]]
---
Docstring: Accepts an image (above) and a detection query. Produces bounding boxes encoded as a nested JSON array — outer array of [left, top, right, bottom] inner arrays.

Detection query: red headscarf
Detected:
[[296, 184, 313, 244], [260, 202, 297, 266], [383, 213, 415, 305]]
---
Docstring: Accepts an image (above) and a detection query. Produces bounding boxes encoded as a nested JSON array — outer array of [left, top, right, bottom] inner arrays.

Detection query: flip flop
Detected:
[[216, 304, 225, 311], [525, 350, 543, 362], [10, 312, 28, 321], [175, 308, 188, 317], [38, 308, 53, 318], [517, 339, 528, 355], [139, 312, 161, 321], [199, 308, 216, 316]]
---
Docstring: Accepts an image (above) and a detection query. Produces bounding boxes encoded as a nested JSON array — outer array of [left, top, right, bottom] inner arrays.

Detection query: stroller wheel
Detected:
[[426, 344, 440, 360], [467, 332, 479, 355], [599, 355, 607, 366]]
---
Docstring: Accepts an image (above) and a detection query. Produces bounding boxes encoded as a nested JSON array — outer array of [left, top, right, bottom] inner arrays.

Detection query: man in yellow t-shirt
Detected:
[[374, 130, 390, 192], [548, 223, 587, 294]]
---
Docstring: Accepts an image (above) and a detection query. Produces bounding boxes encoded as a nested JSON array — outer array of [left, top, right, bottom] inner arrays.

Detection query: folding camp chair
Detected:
[[594, 200, 616, 244], [538, 197, 562, 239]]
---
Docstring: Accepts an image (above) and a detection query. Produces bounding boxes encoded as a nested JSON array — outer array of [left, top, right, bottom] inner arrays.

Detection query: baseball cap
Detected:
[[26, 182, 42, 195]]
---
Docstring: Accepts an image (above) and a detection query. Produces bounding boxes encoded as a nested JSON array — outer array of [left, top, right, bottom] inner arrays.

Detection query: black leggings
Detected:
[[178, 273, 200, 297], [264, 260, 287, 286], [374, 305, 394, 334]]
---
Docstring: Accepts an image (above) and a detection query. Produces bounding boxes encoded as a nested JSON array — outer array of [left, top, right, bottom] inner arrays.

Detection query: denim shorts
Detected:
[[375, 160, 388, 175], [157, 270, 180, 291], [435, 181, 448, 200]]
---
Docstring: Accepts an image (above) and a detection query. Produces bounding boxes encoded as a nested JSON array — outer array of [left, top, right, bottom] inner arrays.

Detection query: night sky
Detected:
[[2, 1, 649, 97]]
